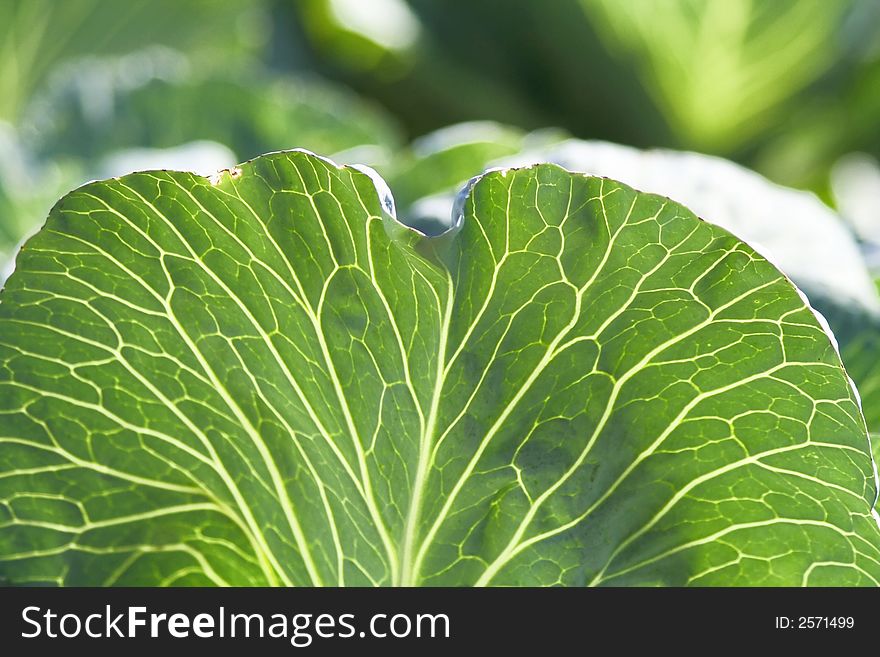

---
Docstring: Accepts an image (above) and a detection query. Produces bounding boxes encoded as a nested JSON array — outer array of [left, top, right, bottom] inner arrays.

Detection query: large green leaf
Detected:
[[561, 141, 879, 317], [1, 152, 878, 586], [391, 132, 880, 434], [493, 143, 880, 422]]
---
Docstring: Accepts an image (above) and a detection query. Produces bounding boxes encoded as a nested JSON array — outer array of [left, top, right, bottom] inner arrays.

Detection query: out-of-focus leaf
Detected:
[[806, 294, 880, 434], [827, 152, 880, 435], [0, 123, 83, 267], [0, 0, 266, 123], [383, 122, 571, 212], [388, 122, 526, 208], [580, 0, 856, 151], [22, 50, 403, 167], [843, 331, 880, 434], [756, 46, 880, 190], [96, 142, 237, 181], [832, 153, 880, 250], [287, 0, 671, 144], [2, 152, 878, 585]]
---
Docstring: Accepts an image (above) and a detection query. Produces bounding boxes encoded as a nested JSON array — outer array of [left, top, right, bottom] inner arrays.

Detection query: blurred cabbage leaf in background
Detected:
[[0, 0, 265, 267], [0, 0, 268, 123], [286, 0, 670, 145], [833, 153, 880, 269], [837, 315, 880, 435], [0, 125, 82, 272], [388, 122, 532, 208], [580, 0, 854, 151], [757, 23, 880, 190], [21, 49, 402, 166]]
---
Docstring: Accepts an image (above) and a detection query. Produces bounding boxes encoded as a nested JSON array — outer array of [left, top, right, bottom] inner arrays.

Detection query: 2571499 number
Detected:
[[775, 617, 854, 629]]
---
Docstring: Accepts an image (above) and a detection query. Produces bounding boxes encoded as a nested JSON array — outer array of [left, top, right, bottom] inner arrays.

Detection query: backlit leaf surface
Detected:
[[1, 152, 878, 586]]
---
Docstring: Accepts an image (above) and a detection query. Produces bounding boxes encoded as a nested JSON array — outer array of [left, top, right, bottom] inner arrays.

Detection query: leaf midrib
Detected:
[[398, 272, 454, 586]]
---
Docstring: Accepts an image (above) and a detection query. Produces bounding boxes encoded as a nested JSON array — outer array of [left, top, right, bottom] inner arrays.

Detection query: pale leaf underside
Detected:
[[0, 152, 878, 586]]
